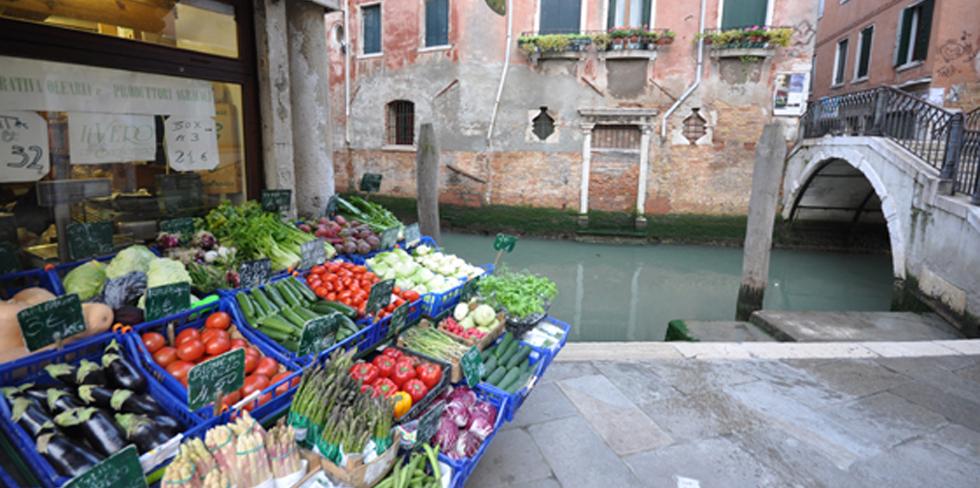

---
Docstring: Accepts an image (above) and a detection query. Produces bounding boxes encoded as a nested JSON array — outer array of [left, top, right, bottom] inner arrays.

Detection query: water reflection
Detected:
[[440, 233, 893, 342]]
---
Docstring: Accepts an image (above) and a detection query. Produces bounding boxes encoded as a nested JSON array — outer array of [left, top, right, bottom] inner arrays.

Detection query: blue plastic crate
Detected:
[[436, 389, 509, 487], [0, 266, 62, 300], [127, 299, 302, 422], [358, 297, 424, 351], [0, 332, 206, 488], [0, 463, 19, 488], [474, 341, 548, 422], [529, 316, 572, 376]]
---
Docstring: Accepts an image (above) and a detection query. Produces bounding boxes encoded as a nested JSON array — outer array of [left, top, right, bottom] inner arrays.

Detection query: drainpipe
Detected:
[[660, 0, 706, 140], [486, 0, 514, 144], [344, 3, 352, 146]]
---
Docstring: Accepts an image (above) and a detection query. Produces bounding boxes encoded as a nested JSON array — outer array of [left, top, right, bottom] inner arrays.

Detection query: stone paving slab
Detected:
[[623, 436, 784, 488], [750, 311, 961, 342], [467, 428, 555, 488], [849, 439, 980, 487], [503, 382, 578, 429], [527, 416, 643, 488], [823, 391, 948, 448]]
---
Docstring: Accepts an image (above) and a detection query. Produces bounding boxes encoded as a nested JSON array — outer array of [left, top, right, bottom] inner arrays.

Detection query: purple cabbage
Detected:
[[446, 400, 470, 428], [470, 401, 498, 423], [454, 431, 481, 459], [448, 387, 477, 409], [433, 417, 459, 453], [469, 415, 494, 440], [156, 233, 180, 250]]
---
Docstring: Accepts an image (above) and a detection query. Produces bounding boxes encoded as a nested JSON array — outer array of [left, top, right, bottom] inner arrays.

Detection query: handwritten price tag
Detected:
[[187, 348, 245, 410], [17, 294, 86, 351]]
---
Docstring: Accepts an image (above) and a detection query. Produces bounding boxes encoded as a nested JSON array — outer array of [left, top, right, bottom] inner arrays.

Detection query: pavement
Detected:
[[749, 311, 962, 342], [468, 340, 980, 488]]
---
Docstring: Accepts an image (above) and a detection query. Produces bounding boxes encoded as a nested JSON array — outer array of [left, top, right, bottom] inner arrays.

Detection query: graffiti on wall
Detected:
[[936, 31, 976, 79]]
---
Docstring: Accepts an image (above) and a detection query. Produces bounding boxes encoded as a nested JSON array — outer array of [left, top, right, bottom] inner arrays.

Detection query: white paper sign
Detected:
[[773, 72, 810, 116], [0, 111, 50, 182], [165, 117, 219, 171], [68, 113, 156, 164], [0, 56, 215, 117]]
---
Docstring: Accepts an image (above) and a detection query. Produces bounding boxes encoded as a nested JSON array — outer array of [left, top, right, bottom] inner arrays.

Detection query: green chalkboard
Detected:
[[0, 241, 20, 274], [404, 223, 421, 247], [145, 282, 191, 322], [460, 277, 481, 302], [238, 259, 271, 289], [359, 173, 382, 193], [299, 240, 327, 270], [261, 189, 292, 215], [366, 279, 394, 315], [388, 302, 409, 339], [461, 346, 483, 387], [380, 226, 400, 250], [159, 217, 195, 242], [187, 348, 245, 410], [493, 233, 518, 253], [416, 400, 445, 445], [63, 444, 146, 488], [66, 222, 113, 260], [297, 312, 342, 357], [17, 294, 86, 352]]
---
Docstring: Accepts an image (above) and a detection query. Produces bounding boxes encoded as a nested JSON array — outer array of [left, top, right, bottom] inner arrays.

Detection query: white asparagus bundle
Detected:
[[182, 438, 217, 482], [229, 410, 261, 437], [266, 423, 301, 478], [161, 455, 201, 488], [205, 424, 238, 479], [202, 469, 231, 488], [235, 429, 273, 486]]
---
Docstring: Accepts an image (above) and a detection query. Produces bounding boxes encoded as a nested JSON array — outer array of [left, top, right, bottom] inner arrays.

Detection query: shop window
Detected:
[[532, 108, 556, 141], [425, 0, 450, 47], [0, 0, 239, 58], [721, 0, 768, 30], [593, 125, 640, 150], [362, 4, 382, 55], [854, 26, 873, 80], [539, 0, 581, 34], [833, 38, 848, 86], [896, 0, 933, 67], [387, 100, 415, 145], [682, 110, 707, 144], [607, 0, 652, 29]]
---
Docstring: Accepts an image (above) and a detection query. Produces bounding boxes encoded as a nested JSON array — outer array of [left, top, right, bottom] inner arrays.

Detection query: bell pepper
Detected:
[[382, 348, 402, 360], [403, 378, 428, 403], [390, 361, 417, 388], [349, 362, 379, 385], [371, 377, 398, 398], [372, 355, 396, 378], [415, 363, 442, 390], [392, 391, 412, 419]]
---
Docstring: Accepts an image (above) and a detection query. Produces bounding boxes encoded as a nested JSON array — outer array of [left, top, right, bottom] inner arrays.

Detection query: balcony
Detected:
[[518, 29, 674, 63], [699, 26, 792, 61]]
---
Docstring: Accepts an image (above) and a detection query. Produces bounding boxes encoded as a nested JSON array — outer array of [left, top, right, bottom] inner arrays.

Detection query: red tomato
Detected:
[[229, 338, 247, 351], [166, 360, 194, 384], [404, 290, 421, 302], [205, 312, 231, 330], [390, 361, 417, 388], [306, 275, 317, 285], [141, 332, 166, 353], [175, 328, 200, 346], [254, 357, 279, 378], [241, 374, 270, 397], [311, 265, 325, 275], [270, 372, 295, 396], [372, 355, 396, 378], [206, 337, 231, 356], [221, 391, 241, 409], [153, 346, 178, 367], [416, 363, 442, 389], [177, 339, 205, 362], [201, 328, 229, 345], [315, 287, 328, 299], [403, 378, 428, 403], [244, 351, 259, 374], [327, 292, 337, 301]]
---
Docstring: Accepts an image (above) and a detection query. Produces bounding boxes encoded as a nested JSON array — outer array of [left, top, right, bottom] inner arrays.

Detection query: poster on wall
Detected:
[[0, 110, 50, 183], [0, 56, 215, 117], [68, 113, 156, 164], [773, 72, 810, 116], [164, 117, 220, 171]]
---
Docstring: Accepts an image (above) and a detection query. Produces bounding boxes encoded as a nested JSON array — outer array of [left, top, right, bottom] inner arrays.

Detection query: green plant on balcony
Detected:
[[591, 32, 611, 51], [656, 30, 675, 45], [566, 33, 593, 52], [697, 26, 793, 50], [537, 34, 571, 53]]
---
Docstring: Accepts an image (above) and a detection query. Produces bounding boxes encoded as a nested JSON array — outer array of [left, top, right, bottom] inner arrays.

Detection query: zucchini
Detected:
[[498, 340, 519, 364], [292, 307, 320, 322], [258, 326, 291, 342], [290, 278, 317, 302], [496, 368, 520, 390], [277, 281, 302, 308], [311, 300, 358, 318], [519, 358, 530, 373], [483, 355, 498, 375], [236, 293, 255, 322], [250, 288, 275, 316], [504, 371, 532, 394], [498, 332, 514, 352], [264, 285, 289, 310], [259, 315, 300, 336], [486, 366, 507, 386], [506, 346, 531, 369], [280, 308, 308, 328]]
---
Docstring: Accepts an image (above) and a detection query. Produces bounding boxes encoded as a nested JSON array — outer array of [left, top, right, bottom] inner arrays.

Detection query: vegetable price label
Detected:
[[299, 240, 327, 270], [159, 217, 195, 242], [67, 221, 113, 260], [0, 111, 50, 183], [404, 223, 421, 247], [17, 294, 86, 352], [460, 277, 480, 301], [298, 312, 342, 358], [64, 444, 146, 488], [325, 194, 339, 217], [388, 302, 410, 338], [380, 226, 400, 250], [145, 282, 191, 322], [359, 173, 382, 193], [164, 117, 219, 171], [187, 348, 245, 410], [493, 233, 518, 253], [366, 279, 395, 315], [261, 189, 292, 215], [416, 401, 445, 445], [461, 346, 484, 387], [238, 259, 271, 289], [0, 241, 19, 274]]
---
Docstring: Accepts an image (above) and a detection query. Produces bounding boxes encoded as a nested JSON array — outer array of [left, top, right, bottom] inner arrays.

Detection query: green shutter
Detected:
[[425, 0, 449, 47], [912, 0, 933, 62], [857, 27, 873, 78], [642, 0, 652, 27], [895, 8, 913, 66], [607, 0, 617, 29], [540, 0, 581, 34], [721, 0, 768, 30]]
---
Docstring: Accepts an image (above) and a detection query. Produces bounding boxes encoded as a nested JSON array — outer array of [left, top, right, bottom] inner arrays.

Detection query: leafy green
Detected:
[[105, 245, 156, 279], [478, 268, 557, 319], [63, 260, 107, 301], [337, 196, 401, 232], [146, 258, 191, 288]]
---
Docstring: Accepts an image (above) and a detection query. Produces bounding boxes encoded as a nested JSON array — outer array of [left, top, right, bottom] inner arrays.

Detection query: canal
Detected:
[[440, 233, 894, 342]]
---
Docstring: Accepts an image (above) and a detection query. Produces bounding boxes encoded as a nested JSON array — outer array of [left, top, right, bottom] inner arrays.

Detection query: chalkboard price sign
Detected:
[[461, 346, 484, 387], [416, 400, 445, 445], [460, 277, 480, 302], [0, 241, 19, 275], [63, 445, 146, 488], [17, 294, 86, 352], [359, 173, 382, 193], [238, 259, 271, 289], [388, 302, 410, 339], [366, 279, 395, 315], [380, 226, 400, 250], [187, 348, 245, 410], [299, 240, 327, 270], [145, 282, 191, 322], [493, 233, 518, 253], [325, 194, 339, 217], [261, 189, 292, 215], [159, 217, 195, 242], [297, 312, 342, 358], [404, 223, 421, 247], [67, 221, 113, 260]]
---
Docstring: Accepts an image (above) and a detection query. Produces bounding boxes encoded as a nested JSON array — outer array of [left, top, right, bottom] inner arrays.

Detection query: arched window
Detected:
[[386, 100, 415, 145]]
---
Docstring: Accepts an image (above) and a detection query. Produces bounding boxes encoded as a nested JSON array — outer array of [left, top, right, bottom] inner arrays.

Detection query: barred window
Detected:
[[682, 109, 707, 144], [593, 125, 641, 150], [532, 107, 555, 140], [386, 100, 415, 145]]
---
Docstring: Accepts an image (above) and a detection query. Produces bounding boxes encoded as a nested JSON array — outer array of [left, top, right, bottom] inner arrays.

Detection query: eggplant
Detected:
[[46, 389, 83, 415], [9, 397, 56, 437], [4, 383, 49, 406], [76, 359, 106, 386], [77, 385, 161, 415], [102, 352, 146, 393], [44, 363, 78, 387], [54, 407, 127, 458], [115, 413, 172, 454], [36, 432, 103, 478], [153, 413, 181, 437]]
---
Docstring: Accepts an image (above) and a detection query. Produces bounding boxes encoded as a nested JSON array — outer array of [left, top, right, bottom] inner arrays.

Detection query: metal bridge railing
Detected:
[[801, 87, 979, 205]]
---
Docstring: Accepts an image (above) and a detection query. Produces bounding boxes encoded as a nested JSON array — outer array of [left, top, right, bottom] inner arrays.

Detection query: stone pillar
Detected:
[[416, 123, 441, 242], [287, 0, 334, 216], [254, 0, 296, 212], [736, 123, 787, 321], [635, 125, 652, 229], [578, 123, 594, 226]]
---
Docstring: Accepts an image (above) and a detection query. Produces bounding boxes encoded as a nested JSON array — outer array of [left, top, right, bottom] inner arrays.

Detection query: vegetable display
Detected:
[[336, 195, 401, 233], [233, 278, 361, 354], [157, 230, 240, 294], [305, 261, 420, 319], [440, 298, 503, 343], [349, 347, 444, 419], [479, 332, 536, 393], [366, 245, 484, 295], [398, 326, 470, 370], [432, 387, 498, 460], [1, 288, 113, 363], [478, 269, 558, 320], [298, 215, 382, 255], [376, 443, 443, 488]]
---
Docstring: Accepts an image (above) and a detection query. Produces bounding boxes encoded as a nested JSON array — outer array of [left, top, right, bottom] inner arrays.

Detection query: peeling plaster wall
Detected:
[[329, 0, 817, 216]]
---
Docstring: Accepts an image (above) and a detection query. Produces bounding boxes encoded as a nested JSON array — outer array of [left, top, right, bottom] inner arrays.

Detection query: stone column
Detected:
[[254, 0, 295, 213], [287, 0, 334, 216], [635, 125, 652, 229], [578, 123, 594, 226]]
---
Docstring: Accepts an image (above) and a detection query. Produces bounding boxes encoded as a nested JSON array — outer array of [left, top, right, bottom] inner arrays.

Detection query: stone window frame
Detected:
[[358, 1, 383, 59], [669, 106, 714, 146], [853, 24, 874, 83], [716, 0, 773, 29], [385, 100, 416, 148], [832, 37, 849, 88], [525, 107, 561, 144], [419, 0, 452, 52]]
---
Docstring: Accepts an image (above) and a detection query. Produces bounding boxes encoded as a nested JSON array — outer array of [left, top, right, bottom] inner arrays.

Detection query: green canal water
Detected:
[[439, 233, 893, 342]]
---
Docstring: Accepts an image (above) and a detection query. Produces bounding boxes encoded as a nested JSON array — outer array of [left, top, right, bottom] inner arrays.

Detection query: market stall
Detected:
[[0, 196, 569, 487]]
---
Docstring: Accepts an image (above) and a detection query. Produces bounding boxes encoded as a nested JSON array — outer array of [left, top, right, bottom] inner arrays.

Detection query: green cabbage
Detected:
[[105, 245, 156, 279], [146, 258, 192, 288], [63, 260, 107, 301]]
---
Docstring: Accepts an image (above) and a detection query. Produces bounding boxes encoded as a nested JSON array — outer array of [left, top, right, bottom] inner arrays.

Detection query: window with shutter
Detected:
[[606, 0, 653, 29], [895, 0, 933, 67], [425, 0, 449, 47], [539, 0, 581, 34], [362, 4, 382, 55], [833, 38, 848, 86], [720, 0, 768, 30], [855, 26, 873, 80]]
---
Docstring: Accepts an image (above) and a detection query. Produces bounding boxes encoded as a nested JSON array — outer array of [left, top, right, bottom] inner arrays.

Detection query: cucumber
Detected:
[[486, 366, 508, 386], [496, 368, 520, 390], [291, 279, 318, 303], [483, 355, 498, 377], [498, 340, 519, 364], [504, 371, 533, 394], [265, 285, 289, 309], [498, 332, 514, 353], [506, 346, 531, 369], [250, 288, 276, 316], [292, 307, 320, 322], [280, 308, 308, 328], [311, 300, 358, 318], [236, 293, 256, 322], [259, 315, 300, 336], [519, 358, 530, 373], [277, 281, 302, 307]]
